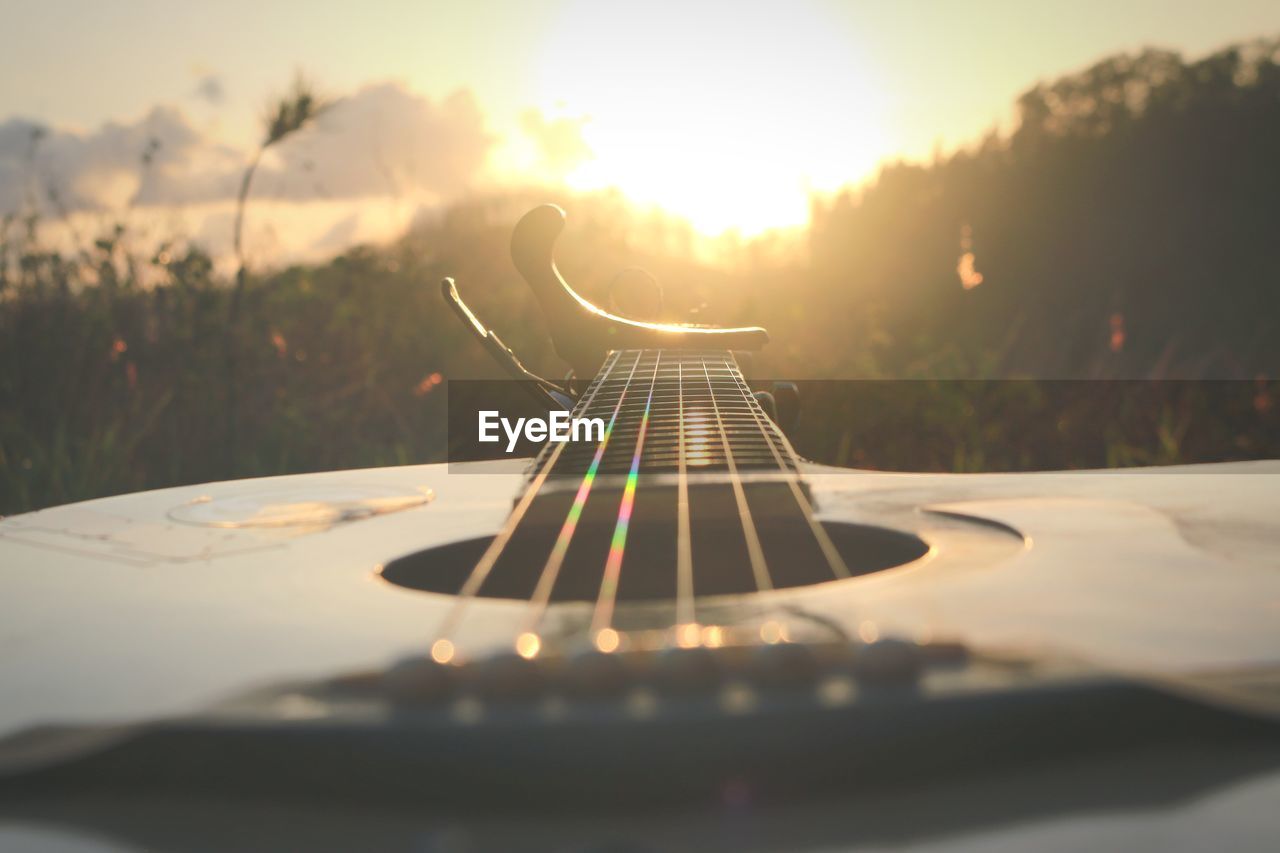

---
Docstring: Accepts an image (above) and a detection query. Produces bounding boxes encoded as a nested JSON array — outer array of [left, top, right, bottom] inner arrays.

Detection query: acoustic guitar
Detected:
[[1, 205, 1277, 849]]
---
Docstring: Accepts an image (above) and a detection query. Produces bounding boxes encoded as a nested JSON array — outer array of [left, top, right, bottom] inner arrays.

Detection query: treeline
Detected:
[[805, 39, 1280, 379]]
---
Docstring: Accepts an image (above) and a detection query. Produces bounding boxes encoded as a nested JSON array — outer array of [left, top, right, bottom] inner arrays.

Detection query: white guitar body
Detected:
[[1, 459, 1279, 850], [1, 458, 1279, 741]]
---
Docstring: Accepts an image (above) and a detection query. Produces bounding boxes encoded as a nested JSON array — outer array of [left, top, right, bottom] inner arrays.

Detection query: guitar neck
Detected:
[[536, 349, 799, 481], [479, 349, 835, 607]]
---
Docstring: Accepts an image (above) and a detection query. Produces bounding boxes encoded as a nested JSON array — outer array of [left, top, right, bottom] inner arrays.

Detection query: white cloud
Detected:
[[258, 84, 494, 203], [0, 81, 594, 264], [0, 82, 497, 215], [0, 106, 241, 212]]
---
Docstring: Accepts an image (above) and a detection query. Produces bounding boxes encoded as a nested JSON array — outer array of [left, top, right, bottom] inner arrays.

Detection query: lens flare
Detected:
[[430, 638, 455, 664], [515, 631, 542, 659], [595, 627, 621, 653]]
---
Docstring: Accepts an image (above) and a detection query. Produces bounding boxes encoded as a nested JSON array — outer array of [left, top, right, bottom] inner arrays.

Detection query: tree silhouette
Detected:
[[809, 38, 1280, 379]]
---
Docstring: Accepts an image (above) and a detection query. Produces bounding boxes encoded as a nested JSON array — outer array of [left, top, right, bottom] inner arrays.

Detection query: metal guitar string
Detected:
[[428, 351, 621, 663], [436, 349, 847, 663], [734, 371, 851, 581], [701, 359, 775, 593], [514, 351, 645, 649], [589, 352, 663, 641], [674, 361, 696, 633]]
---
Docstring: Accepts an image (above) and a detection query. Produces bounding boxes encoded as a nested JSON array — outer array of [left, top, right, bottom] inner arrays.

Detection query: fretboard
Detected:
[[466, 349, 840, 605], [535, 350, 799, 479]]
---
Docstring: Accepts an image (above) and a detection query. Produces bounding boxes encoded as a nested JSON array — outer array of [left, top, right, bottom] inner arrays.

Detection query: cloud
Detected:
[[0, 82, 497, 215], [0, 83, 604, 265], [0, 107, 242, 212], [257, 83, 495, 203]]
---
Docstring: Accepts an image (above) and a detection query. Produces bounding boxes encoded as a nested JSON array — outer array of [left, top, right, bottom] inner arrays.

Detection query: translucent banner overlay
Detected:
[[446, 379, 1280, 473]]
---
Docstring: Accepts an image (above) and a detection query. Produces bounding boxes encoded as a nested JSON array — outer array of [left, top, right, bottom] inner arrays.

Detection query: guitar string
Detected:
[[436, 349, 803, 663], [674, 361, 696, 634], [428, 350, 621, 664], [513, 350, 645, 650], [589, 351, 663, 641], [735, 371, 851, 580], [703, 358, 774, 593]]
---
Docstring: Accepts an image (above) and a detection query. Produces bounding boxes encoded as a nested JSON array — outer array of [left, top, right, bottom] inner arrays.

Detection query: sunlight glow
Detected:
[[595, 627, 621, 653], [958, 223, 985, 289], [676, 622, 702, 648], [515, 631, 542, 659], [535, 0, 887, 235], [430, 638, 455, 664]]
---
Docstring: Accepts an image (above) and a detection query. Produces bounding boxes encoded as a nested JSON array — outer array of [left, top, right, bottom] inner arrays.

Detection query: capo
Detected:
[[441, 277, 574, 410], [442, 204, 772, 405]]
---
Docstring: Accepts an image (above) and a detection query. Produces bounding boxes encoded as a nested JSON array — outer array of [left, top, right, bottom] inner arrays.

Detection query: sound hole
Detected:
[[380, 487, 929, 603]]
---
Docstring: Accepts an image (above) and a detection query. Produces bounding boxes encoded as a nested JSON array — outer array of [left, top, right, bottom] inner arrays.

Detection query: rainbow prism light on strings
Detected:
[[592, 355, 660, 641], [515, 354, 644, 658]]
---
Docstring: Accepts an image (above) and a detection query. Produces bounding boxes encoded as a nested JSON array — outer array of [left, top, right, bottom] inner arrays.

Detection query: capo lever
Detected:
[[441, 277, 574, 410], [511, 204, 769, 377]]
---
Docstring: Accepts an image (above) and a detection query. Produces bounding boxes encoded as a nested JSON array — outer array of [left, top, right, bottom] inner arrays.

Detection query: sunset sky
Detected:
[[3, 0, 1278, 259]]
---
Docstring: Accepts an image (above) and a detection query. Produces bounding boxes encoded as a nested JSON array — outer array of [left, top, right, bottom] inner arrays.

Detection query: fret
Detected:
[[533, 350, 797, 480]]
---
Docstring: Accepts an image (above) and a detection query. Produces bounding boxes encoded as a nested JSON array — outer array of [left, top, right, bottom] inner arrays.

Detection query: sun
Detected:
[[532, 0, 887, 235]]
